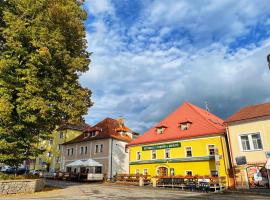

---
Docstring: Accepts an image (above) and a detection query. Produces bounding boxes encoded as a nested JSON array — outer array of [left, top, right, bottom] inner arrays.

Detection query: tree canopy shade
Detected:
[[0, 0, 92, 167]]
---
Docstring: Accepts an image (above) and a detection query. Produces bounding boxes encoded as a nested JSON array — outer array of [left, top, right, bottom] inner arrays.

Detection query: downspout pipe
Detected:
[[110, 138, 113, 179], [225, 124, 237, 188]]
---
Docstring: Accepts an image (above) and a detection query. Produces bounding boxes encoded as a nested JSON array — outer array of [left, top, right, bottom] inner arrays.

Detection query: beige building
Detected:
[[226, 102, 270, 189], [61, 118, 138, 179]]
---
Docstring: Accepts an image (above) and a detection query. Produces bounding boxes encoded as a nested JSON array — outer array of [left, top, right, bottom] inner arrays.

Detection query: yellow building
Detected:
[[128, 102, 232, 187], [226, 102, 270, 189], [29, 123, 89, 171]]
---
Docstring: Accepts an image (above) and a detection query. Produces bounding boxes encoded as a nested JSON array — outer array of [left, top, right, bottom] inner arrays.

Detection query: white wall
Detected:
[[111, 139, 129, 177]]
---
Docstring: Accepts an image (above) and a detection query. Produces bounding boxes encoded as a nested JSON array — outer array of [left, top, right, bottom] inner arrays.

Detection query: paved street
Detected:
[[1, 180, 270, 200]]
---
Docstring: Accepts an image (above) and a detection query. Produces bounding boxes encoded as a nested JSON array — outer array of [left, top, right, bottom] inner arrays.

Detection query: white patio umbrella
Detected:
[[66, 160, 85, 167], [83, 159, 103, 167]]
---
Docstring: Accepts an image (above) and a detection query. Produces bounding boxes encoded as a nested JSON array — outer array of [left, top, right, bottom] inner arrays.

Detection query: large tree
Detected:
[[0, 0, 92, 167]]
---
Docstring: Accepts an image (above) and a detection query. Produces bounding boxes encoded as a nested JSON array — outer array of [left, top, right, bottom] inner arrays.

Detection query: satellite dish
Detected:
[[267, 54, 270, 70]]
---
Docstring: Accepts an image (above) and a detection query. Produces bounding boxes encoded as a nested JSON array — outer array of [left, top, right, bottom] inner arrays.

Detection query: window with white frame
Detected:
[[156, 127, 165, 134], [100, 144, 103, 152], [143, 169, 148, 175], [165, 148, 170, 158], [208, 145, 215, 155], [80, 146, 84, 154], [152, 150, 156, 159], [185, 147, 192, 157], [136, 152, 141, 160], [186, 170, 192, 176], [180, 123, 188, 130], [239, 133, 263, 151]]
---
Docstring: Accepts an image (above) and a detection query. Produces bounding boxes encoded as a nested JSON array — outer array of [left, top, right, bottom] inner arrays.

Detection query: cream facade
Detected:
[[227, 117, 270, 189]]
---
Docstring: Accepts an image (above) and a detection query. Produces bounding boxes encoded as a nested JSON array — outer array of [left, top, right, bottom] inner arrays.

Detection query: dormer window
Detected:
[[180, 123, 188, 130], [90, 131, 96, 137], [179, 120, 192, 131], [155, 125, 167, 134]]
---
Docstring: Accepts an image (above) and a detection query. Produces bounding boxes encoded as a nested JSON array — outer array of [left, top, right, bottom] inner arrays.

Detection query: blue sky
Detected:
[[80, 0, 270, 133]]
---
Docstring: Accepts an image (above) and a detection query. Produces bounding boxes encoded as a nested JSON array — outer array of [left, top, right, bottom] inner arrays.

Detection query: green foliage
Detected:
[[0, 0, 92, 167], [0, 172, 39, 180]]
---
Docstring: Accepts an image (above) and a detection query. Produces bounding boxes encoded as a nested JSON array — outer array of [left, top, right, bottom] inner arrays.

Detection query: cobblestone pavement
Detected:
[[1, 180, 270, 200]]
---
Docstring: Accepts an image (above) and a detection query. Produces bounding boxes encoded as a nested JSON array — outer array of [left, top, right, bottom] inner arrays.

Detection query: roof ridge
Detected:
[[185, 102, 223, 131]]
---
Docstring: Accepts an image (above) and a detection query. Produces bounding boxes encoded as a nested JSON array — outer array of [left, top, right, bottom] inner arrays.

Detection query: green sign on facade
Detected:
[[142, 142, 181, 151]]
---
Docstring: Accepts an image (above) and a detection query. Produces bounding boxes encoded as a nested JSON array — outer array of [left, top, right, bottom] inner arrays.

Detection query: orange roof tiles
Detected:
[[128, 101, 225, 146], [226, 102, 270, 123], [63, 118, 133, 145]]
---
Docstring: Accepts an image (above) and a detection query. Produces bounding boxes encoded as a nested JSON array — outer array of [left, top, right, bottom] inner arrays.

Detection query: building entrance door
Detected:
[[158, 167, 168, 176]]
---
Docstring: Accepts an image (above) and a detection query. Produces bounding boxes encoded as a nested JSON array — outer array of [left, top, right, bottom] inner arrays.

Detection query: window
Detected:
[[95, 144, 103, 153], [67, 167, 72, 172], [136, 152, 141, 160], [80, 146, 84, 154], [152, 150, 156, 159], [143, 169, 148, 175], [240, 135, 250, 150], [210, 170, 218, 177], [252, 134, 263, 150], [185, 147, 192, 157], [95, 166, 102, 174], [49, 139, 53, 146], [186, 170, 192, 176], [180, 123, 188, 130], [67, 149, 70, 156], [208, 145, 215, 155], [156, 127, 165, 134], [58, 144, 61, 151], [59, 132, 64, 139], [240, 133, 263, 151], [170, 168, 175, 176], [71, 148, 74, 155], [165, 148, 170, 158], [135, 169, 140, 174], [85, 146, 88, 154], [47, 152, 52, 157]]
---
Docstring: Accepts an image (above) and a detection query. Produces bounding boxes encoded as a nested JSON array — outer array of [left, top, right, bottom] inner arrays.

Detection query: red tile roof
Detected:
[[62, 118, 133, 145], [128, 101, 225, 146], [226, 102, 270, 123]]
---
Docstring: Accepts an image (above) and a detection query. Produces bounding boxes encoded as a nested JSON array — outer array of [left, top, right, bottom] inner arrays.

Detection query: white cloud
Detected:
[[84, 0, 114, 15], [81, 0, 270, 133]]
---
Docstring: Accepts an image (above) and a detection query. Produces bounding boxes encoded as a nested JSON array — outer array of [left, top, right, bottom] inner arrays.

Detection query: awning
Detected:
[[83, 159, 103, 167], [265, 160, 270, 169], [66, 160, 85, 167]]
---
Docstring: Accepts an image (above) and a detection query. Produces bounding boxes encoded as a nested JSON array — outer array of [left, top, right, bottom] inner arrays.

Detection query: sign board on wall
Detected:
[[235, 156, 247, 165], [265, 151, 270, 158], [142, 142, 181, 151]]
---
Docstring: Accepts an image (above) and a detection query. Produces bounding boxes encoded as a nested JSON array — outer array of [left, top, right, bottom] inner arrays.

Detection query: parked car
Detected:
[[29, 169, 46, 176], [2, 167, 29, 175]]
